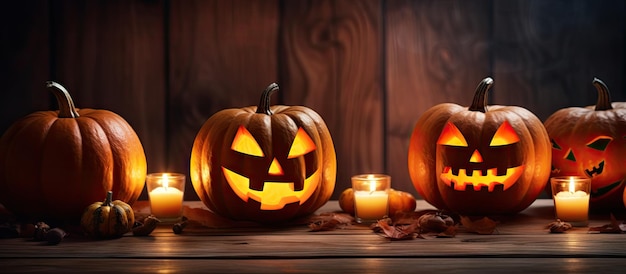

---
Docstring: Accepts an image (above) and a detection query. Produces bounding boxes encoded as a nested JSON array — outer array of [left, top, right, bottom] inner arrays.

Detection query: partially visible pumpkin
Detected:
[[190, 83, 336, 223], [0, 82, 146, 223], [545, 78, 626, 211], [338, 188, 417, 216], [80, 191, 135, 238], [408, 77, 551, 215]]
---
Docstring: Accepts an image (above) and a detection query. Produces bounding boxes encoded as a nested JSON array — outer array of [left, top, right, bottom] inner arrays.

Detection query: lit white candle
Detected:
[[352, 174, 390, 223], [147, 173, 185, 221], [552, 176, 590, 225]]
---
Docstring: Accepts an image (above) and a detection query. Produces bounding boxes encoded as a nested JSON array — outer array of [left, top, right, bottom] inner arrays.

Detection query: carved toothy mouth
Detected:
[[440, 165, 525, 192], [222, 167, 320, 210], [585, 161, 605, 177]]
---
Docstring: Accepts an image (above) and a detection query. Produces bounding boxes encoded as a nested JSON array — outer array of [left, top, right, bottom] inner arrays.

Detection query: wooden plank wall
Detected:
[[1, 0, 624, 201]]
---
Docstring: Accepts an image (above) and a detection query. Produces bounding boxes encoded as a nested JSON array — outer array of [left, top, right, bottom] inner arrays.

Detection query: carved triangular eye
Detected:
[[565, 149, 576, 162], [490, 121, 519, 146], [437, 122, 468, 147], [586, 136, 612, 151], [551, 139, 562, 150], [232, 126, 264, 157], [288, 128, 316, 159]]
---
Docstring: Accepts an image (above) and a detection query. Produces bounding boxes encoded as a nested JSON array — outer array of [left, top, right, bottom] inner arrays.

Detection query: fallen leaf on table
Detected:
[[436, 225, 457, 238], [545, 219, 572, 233], [588, 214, 625, 234], [374, 219, 417, 240], [460, 216, 498, 235], [308, 212, 354, 231]]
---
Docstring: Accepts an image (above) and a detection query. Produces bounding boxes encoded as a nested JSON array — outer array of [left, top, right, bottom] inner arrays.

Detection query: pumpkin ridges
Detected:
[[41, 118, 86, 217], [0, 82, 146, 223], [84, 111, 146, 204], [500, 107, 551, 213], [409, 78, 551, 215], [0, 116, 54, 216], [544, 78, 626, 211], [272, 107, 335, 214], [81, 191, 134, 238], [408, 103, 465, 209], [190, 85, 335, 222]]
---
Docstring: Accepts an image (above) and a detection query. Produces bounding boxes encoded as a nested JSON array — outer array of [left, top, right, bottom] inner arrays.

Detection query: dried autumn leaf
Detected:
[[460, 216, 497, 235], [545, 219, 572, 233], [375, 219, 418, 240], [436, 225, 457, 238], [588, 214, 624, 233], [308, 212, 354, 232]]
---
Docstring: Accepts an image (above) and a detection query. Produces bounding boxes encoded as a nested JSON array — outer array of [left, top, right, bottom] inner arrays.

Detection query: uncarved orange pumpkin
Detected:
[[408, 77, 551, 215], [0, 82, 146, 223], [190, 83, 336, 223], [545, 78, 626, 212]]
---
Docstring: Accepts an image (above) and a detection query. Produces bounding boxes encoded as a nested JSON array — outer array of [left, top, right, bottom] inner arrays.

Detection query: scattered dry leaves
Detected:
[[370, 211, 458, 240], [308, 212, 354, 231], [374, 218, 418, 240], [459, 216, 498, 235]]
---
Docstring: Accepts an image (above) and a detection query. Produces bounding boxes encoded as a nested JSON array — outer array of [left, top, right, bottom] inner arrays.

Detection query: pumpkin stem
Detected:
[[103, 191, 113, 206], [46, 81, 80, 118], [256, 83, 279, 115], [468, 77, 494, 113], [592, 77, 613, 111]]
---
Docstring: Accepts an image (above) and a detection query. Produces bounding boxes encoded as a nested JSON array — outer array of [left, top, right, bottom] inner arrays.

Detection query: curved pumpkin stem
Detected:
[[46, 81, 80, 118], [256, 83, 279, 115], [103, 191, 113, 207], [592, 78, 613, 111], [468, 77, 494, 113]]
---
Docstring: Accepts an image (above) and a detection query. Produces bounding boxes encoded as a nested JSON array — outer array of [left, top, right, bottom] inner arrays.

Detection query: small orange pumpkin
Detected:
[[81, 191, 135, 238], [408, 77, 551, 215], [190, 83, 336, 223], [0, 82, 146, 223]]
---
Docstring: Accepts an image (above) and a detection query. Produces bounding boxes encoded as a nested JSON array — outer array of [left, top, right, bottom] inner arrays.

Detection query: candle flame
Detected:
[[568, 177, 575, 193], [367, 174, 376, 193], [162, 173, 170, 189]]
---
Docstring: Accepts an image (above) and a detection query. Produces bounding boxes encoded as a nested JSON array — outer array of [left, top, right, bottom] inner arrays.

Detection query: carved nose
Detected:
[[470, 149, 483, 163], [268, 158, 284, 175]]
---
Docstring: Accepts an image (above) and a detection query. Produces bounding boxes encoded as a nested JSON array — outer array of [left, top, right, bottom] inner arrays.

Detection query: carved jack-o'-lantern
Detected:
[[437, 120, 525, 192], [408, 77, 551, 215], [544, 78, 626, 211], [190, 83, 336, 223]]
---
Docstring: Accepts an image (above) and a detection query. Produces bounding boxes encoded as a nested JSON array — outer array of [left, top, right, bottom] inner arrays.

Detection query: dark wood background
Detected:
[[1, 0, 624, 201]]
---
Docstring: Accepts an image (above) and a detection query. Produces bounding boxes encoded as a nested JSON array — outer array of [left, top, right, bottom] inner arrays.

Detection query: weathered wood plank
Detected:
[[49, 0, 167, 199], [280, 0, 384, 198], [492, 0, 625, 121], [386, 0, 492, 197], [3, 200, 626, 260], [3, 258, 626, 273], [169, 0, 280, 200], [0, 0, 50, 135]]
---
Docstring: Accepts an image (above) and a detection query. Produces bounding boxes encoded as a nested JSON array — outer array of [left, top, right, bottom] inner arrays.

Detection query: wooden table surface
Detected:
[[2, 199, 626, 273]]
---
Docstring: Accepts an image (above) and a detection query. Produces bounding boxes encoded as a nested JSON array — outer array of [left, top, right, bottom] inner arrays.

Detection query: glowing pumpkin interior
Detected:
[[437, 120, 525, 192], [223, 126, 320, 210]]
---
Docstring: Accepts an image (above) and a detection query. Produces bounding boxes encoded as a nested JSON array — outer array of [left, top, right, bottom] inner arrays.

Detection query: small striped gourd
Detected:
[[81, 191, 135, 238]]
